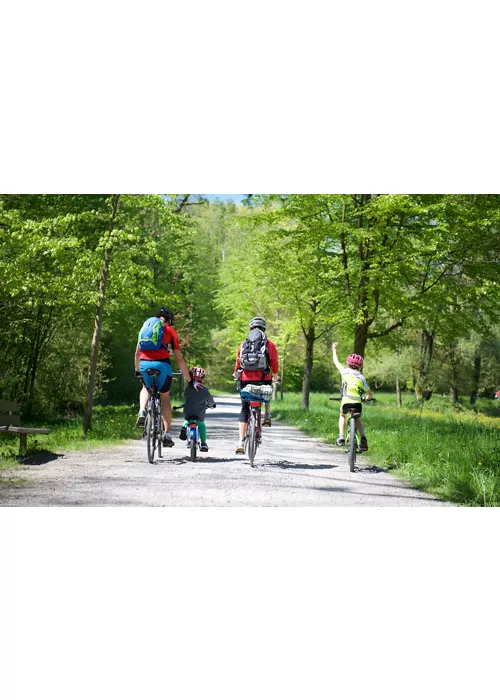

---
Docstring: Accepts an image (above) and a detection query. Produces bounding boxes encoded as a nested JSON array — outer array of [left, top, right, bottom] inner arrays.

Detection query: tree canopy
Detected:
[[1, 193, 499, 423]]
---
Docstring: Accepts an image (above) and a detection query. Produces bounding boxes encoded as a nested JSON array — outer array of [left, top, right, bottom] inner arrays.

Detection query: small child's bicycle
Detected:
[[173, 403, 215, 462], [329, 396, 375, 472]]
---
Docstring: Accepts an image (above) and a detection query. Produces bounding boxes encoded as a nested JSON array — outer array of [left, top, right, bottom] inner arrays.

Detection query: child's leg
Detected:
[[338, 412, 346, 438], [197, 421, 207, 441], [355, 417, 365, 437]]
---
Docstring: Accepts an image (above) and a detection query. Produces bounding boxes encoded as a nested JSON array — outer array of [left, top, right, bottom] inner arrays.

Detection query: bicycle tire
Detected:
[[348, 416, 356, 472], [146, 410, 155, 464], [247, 413, 257, 467], [155, 398, 162, 458], [190, 440, 197, 462]]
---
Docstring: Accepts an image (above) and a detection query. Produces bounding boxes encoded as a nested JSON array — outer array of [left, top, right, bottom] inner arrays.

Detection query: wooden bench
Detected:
[[0, 399, 51, 456]]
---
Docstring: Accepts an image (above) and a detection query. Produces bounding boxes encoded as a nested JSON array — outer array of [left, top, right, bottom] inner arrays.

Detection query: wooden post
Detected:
[[19, 433, 27, 456]]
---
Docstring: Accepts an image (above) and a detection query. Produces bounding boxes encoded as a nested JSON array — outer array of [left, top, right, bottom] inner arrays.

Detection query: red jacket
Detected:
[[235, 338, 279, 382], [139, 324, 180, 361]]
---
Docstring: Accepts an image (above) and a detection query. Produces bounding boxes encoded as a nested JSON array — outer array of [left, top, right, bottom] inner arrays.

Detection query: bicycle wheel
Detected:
[[348, 416, 356, 472], [155, 399, 163, 458], [190, 440, 197, 462], [247, 412, 257, 467], [146, 409, 155, 464]]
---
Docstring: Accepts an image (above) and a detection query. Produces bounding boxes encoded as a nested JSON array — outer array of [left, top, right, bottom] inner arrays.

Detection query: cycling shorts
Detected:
[[341, 402, 362, 415], [139, 359, 172, 394]]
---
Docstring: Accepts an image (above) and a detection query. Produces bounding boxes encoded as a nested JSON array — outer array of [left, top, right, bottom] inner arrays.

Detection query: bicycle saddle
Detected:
[[146, 368, 162, 377]]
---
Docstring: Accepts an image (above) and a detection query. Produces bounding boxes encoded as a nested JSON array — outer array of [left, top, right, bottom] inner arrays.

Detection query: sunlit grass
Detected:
[[273, 392, 500, 507]]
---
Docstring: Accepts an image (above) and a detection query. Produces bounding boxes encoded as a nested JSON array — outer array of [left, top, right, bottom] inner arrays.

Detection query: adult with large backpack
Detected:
[[234, 316, 279, 454], [134, 307, 192, 447]]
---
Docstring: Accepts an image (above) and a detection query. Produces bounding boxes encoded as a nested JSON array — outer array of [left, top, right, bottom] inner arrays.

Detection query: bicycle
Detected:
[[329, 396, 374, 472], [240, 384, 273, 467], [139, 369, 163, 464], [172, 403, 215, 462]]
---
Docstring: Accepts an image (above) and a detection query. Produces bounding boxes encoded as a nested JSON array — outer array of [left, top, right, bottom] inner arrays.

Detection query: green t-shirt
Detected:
[[340, 368, 369, 407]]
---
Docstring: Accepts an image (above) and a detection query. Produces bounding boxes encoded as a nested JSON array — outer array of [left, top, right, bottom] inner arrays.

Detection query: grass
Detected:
[[272, 392, 500, 507], [0, 404, 140, 469], [3, 392, 500, 507]]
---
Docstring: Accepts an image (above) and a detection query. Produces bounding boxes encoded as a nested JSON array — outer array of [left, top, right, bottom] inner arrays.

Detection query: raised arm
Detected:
[[332, 342, 344, 373]]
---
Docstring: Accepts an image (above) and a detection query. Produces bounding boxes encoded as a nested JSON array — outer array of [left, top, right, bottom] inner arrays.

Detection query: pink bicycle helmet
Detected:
[[190, 366, 206, 381], [346, 353, 364, 369]]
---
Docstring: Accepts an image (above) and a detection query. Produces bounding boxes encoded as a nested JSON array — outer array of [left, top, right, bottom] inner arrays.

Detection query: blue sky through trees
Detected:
[[204, 194, 246, 203]]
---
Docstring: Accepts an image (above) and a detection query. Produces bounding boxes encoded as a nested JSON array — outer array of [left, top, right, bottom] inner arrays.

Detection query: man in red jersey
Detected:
[[234, 316, 279, 454], [134, 307, 192, 447]]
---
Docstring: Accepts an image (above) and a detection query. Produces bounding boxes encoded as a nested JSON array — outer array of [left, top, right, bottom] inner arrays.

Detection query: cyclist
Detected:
[[234, 316, 279, 454], [332, 342, 373, 451], [178, 367, 216, 452], [134, 307, 192, 447]]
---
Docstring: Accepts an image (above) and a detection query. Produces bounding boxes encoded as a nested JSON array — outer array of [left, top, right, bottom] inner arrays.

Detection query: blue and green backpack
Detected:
[[138, 317, 165, 350]]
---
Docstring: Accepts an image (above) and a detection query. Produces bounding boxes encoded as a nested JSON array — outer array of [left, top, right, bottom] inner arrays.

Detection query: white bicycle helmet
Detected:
[[249, 316, 267, 330]]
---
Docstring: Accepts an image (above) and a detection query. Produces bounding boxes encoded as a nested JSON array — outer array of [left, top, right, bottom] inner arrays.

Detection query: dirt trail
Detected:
[[0, 397, 447, 506]]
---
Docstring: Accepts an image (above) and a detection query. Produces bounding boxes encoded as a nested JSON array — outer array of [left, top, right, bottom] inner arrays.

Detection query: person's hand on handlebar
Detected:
[[272, 373, 280, 383]]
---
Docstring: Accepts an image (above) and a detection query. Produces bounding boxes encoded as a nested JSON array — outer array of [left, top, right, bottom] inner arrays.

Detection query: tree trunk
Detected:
[[396, 374, 402, 408], [83, 194, 120, 434], [470, 350, 481, 404], [353, 322, 369, 357], [448, 343, 460, 405], [301, 329, 314, 410], [414, 329, 435, 401], [280, 356, 285, 401]]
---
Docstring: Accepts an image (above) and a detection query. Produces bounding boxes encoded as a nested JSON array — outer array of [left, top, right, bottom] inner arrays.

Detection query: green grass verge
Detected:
[[0, 404, 140, 469], [272, 392, 500, 507]]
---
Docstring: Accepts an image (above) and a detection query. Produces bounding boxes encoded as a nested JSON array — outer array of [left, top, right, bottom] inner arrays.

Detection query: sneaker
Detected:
[[360, 436, 368, 451], [136, 409, 147, 428], [235, 439, 245, 454], [263, 414, 272, 427], [162, 433, 175, 448], [179, 426, 187, 441], [200, 441, 209, 452], [335, 436, 345, 447]]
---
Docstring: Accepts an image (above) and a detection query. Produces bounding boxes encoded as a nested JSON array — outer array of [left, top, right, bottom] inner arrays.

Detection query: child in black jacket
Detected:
[[179, 367, 216, 452]]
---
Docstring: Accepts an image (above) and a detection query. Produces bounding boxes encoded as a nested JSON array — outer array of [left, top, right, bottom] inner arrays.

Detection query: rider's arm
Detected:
[[362, 376, 373, 401], [332, 342, 344, 373], [268, 341, 279, 378], [234, 345, 241, 374], [134, 343, 141, 372], [172, 348, 192, 384]]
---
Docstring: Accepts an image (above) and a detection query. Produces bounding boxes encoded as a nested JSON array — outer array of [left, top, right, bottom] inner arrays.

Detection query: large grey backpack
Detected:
[[240, 329, 269, 372]]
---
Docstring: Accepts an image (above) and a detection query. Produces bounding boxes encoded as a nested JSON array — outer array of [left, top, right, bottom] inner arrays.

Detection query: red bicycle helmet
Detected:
[[346, 353, 364, 369], [190, 366, 206, 381]]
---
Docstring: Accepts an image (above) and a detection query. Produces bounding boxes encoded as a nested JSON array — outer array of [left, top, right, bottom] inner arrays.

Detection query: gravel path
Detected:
[[0, 397, 447, 506]]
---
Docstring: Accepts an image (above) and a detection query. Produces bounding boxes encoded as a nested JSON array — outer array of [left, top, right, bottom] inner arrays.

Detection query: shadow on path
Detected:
[[20, 451, 62, 466]]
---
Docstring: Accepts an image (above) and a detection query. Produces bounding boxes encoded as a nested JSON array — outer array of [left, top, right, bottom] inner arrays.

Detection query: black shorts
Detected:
[[341, 402, 362, 415], [159, 375, 173, 394]]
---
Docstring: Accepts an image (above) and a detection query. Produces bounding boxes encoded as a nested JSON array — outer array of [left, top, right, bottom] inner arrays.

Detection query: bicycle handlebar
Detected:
[[329, 397, 376, 403]]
